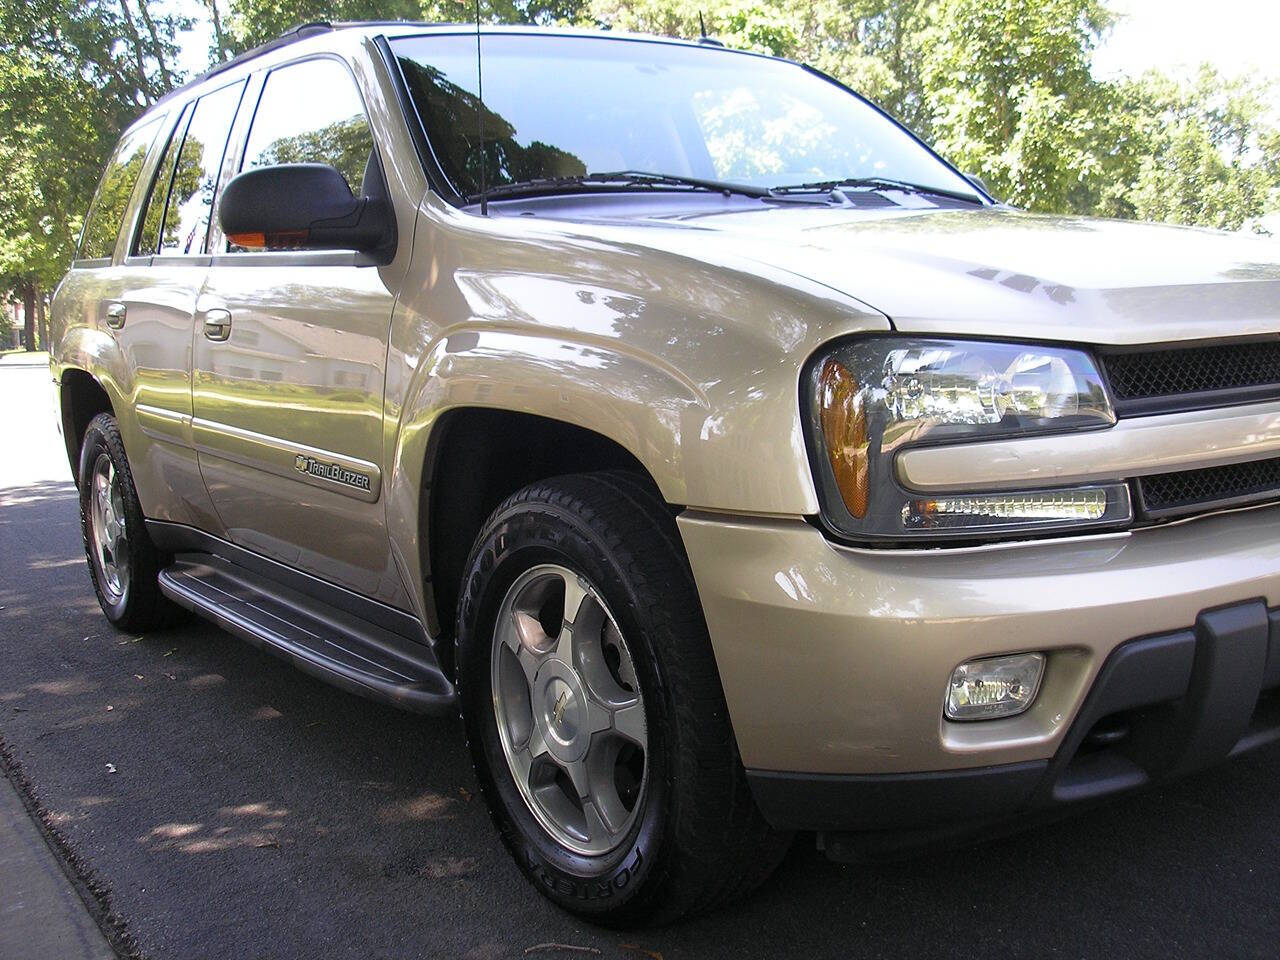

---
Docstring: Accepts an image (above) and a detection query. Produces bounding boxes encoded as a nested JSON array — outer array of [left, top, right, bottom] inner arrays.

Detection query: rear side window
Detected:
[[241, 57, 375, 197], [133, 102, 193, 256], [78, 117, 162, 261], [160, 80, 245, 255]]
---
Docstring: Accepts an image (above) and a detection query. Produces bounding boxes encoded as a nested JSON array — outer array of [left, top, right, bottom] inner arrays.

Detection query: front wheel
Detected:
[[456, 472, 790, 925]]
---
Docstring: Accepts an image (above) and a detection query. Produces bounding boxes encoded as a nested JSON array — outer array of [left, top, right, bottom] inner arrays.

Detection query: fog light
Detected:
[[946, 652, 1045, 721], [903, 487, 1126, 531]]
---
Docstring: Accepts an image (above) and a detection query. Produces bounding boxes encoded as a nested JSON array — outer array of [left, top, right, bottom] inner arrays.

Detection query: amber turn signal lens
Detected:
[[226, 230, 310, 251], [226, 232, 266, 250], [818, 358, 870, 518]]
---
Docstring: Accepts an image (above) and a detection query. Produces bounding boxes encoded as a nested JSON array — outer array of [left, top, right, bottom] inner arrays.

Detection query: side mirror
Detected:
[[964, 172, 994, 199], [218, 163, 393, 256]]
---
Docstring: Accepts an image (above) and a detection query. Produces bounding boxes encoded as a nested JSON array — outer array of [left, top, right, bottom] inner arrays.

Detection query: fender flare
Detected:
[[384, 326, 708, 627]]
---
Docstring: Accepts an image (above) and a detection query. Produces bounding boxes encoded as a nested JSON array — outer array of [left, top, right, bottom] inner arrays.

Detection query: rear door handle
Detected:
[[105, 302, 127, 329], [203, 309, 232, 342]]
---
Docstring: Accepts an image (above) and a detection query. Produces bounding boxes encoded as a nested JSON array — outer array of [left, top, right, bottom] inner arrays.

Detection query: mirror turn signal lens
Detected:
[[946, 652, 1046, 721], [818, 358, 870, 518], [226, 230, 310, 251]]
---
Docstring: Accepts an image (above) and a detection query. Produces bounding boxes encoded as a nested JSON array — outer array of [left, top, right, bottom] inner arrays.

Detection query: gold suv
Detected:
[[50, 21, 1280, 924]]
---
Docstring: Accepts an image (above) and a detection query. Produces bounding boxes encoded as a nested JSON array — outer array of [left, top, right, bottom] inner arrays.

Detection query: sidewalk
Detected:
[[0, 350, 50, 368], [0, 774, 116, 960]]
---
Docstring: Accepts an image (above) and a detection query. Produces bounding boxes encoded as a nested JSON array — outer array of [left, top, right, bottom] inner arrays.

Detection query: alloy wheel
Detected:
[[490, 563, 648, 856], [88, 452, 130, 603]]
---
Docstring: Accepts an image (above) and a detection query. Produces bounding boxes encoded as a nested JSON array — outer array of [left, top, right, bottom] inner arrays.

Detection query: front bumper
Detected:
[[677, 506, 1280, 831]]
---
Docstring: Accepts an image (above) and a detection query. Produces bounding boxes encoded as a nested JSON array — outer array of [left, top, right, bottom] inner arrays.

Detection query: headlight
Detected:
[[808, 337, 1130, 541]]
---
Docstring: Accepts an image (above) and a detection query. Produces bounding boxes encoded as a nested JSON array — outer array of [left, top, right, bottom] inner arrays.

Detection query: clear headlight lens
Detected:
[[810, 337, 1124, 541], [872, 339, 1113, 441]]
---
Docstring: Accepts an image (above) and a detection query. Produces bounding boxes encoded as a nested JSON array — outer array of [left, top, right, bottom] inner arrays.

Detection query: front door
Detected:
[[192, 55, 408, 607]]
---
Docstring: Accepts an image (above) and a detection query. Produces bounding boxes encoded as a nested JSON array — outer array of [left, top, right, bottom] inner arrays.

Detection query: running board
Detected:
[[158, 554, 456, 714]]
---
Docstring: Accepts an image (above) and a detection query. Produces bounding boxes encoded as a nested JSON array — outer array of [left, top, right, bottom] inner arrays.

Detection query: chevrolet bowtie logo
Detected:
[[552, 690, 569, 726]]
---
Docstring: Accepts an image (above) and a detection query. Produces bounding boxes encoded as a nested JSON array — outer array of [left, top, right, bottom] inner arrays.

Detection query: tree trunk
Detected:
[[22, 282, 37, 352], [136, 0, 174, 92], [117, 0, 155, 103], [206, 0, 228, 61]]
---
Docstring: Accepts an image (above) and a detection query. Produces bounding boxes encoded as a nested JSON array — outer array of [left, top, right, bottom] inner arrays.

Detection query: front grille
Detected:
[[1101, 340, 1280, 414], [1137, 456, 1280, 518]]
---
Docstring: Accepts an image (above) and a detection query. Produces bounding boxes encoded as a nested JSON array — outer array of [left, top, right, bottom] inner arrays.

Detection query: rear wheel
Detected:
[[78, 413, 184, 632], [456, 472, 790, 925]]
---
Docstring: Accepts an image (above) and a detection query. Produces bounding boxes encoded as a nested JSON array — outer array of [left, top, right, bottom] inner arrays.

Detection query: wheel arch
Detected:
[[413, 407, 671, 676], [384, 326, 709, 650], [59, 367, 116, 482]]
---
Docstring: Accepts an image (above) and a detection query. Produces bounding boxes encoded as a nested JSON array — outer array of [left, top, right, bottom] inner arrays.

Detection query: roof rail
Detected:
[[152, 21, 335, 106]]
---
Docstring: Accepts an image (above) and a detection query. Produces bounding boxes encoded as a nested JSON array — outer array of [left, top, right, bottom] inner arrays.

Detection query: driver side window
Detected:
[[241, 57, 376, 197]]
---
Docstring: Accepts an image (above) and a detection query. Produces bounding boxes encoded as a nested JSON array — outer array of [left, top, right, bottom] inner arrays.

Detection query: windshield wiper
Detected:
[[468, 170, 775, 203], [770, 177, 984, 205]]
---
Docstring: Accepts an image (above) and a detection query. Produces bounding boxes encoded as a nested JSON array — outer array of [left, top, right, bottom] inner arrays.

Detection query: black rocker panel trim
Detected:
[[157, 553, 456, 714], [147, 519, 429, 644]]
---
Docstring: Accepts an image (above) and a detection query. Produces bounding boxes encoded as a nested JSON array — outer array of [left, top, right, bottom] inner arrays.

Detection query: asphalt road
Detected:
[[2, 361, 1279, 960]]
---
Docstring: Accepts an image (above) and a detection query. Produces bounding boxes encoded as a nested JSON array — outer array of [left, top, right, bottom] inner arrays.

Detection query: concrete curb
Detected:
[[0, 773, 118, 960]]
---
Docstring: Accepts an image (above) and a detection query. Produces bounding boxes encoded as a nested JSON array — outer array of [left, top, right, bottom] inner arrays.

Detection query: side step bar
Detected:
[[158, 554, 456, 714]]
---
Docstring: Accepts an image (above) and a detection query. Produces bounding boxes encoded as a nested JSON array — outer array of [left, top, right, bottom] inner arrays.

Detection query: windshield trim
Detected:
[[385, 29, 990, 212]]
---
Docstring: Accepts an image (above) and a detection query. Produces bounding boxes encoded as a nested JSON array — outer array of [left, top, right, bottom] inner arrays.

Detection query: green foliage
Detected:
[[919, 0, 1112, 211], [0, 0, 183, 302], [590, 0, 1280, 224], [223, 0, 590, 52], [223, 0, 422, 52], [1120, 69, 1279, 231]]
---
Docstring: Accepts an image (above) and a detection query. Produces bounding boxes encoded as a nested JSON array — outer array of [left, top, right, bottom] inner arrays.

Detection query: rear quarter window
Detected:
[[78, 117, 162, 262]]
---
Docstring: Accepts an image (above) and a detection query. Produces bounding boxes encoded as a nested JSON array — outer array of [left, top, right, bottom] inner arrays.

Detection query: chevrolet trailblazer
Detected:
[[50, 22, 1280, 924]]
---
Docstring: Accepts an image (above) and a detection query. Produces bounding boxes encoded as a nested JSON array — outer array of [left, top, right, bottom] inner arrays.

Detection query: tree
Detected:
[[918, 0, 1113, 212], [205, 0, 233, 62], [1121, 69, 1279, 231], [223, 0, 422, 52], [0, 0, 185, 348], [223, 0, 592, 52]]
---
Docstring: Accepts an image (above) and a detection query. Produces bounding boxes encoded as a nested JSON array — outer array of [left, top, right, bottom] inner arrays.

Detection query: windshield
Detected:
[[390, 32, 981, 203]]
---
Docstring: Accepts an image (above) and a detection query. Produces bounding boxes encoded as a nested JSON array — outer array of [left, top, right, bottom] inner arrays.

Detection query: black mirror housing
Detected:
[[218, 163, 394, 258], [964, 172, 994, 199]]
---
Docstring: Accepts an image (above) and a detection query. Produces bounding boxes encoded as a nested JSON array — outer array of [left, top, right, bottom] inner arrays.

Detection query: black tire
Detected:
[[456, 471, 791, 925], [78, 412, 185, 632]]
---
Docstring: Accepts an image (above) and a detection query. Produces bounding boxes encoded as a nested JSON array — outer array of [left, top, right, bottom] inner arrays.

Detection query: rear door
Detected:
[[115, 80, 246, 532], [192, 55, 407, 606], [57, 114, 173, 515]]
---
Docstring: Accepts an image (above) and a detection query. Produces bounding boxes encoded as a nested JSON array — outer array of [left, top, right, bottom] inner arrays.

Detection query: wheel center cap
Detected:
[[536, 661, 587, 761]]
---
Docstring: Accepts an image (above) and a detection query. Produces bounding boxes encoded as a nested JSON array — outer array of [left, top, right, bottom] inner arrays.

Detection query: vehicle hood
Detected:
[[536, 204, 1280, 345]]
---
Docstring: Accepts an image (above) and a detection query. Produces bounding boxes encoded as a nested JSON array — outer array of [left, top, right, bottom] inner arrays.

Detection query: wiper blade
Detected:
[[468, 170, 774, 203], [770, 177, 983, 205]]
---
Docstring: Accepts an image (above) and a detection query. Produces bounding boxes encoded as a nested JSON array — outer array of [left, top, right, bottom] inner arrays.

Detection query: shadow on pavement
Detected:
[[0, 479, 1277, 960]]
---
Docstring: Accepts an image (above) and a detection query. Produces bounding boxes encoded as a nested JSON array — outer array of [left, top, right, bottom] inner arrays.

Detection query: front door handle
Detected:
[[105, 302, 127, 329], [203, 309, 232, 342]]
